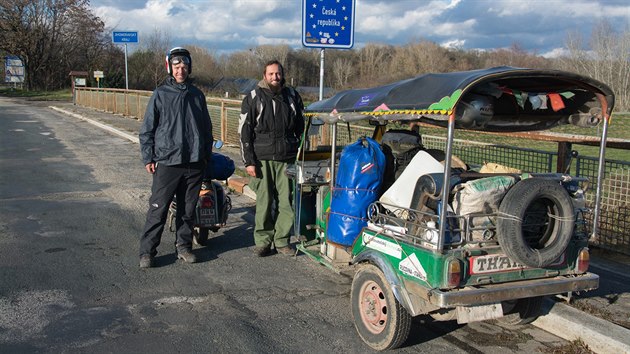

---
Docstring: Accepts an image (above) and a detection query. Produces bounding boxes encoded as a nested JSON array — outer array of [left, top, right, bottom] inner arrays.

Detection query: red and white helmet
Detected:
[[165, 47, 192, 75]]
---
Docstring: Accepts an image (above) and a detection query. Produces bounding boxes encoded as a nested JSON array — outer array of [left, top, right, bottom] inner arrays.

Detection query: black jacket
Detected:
[[139, 77, 213, 166], [238, 81, 304, 166]]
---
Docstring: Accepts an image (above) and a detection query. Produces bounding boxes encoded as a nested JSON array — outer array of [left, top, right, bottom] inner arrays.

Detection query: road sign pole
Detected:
[[319, 49, 325, 101], [111, 31, 137, 90], [124, 44, 129, 90]]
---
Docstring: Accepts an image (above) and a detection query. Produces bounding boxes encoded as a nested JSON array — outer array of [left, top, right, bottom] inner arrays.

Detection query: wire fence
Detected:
[[75, 88, 630, 255]]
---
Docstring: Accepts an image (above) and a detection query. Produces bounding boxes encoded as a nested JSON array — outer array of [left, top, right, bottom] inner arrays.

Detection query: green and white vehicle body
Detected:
[[292, 67, 613, 350]]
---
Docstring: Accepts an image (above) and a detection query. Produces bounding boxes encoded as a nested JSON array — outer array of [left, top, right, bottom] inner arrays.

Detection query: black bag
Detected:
[[381, 129, 424, 180], [381, 129, 423, 156]]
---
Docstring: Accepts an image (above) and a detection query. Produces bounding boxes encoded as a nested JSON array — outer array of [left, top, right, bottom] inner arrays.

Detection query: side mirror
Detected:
[[310, 117, 325, 126], [368, 119, 388, 126], [213, 140, 224, 149]]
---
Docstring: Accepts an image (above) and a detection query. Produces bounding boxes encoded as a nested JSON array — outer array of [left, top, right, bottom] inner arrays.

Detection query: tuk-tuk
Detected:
[[290, 67, 612, 350]]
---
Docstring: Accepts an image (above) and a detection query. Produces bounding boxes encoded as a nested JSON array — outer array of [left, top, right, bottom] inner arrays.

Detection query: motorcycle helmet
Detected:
[[455, 93, 494, 128], [165, 47, 192, 75]]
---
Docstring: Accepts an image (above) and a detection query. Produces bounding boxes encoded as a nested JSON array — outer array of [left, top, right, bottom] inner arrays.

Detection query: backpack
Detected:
[[251, 86, 299, 116], [381, 129, 424, 191]]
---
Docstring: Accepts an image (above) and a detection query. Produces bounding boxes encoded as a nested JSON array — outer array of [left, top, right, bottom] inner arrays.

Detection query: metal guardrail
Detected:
[[74, 87, 630, 255]]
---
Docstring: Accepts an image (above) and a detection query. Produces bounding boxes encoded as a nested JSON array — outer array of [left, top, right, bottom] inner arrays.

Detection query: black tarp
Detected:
[[305, 67, 615, 132]]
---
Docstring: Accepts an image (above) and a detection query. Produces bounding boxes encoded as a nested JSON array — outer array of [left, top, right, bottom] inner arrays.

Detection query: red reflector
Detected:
[[447, 259, 462, 288], [577, 248, 590, 273], [200, 196, 213, 208]]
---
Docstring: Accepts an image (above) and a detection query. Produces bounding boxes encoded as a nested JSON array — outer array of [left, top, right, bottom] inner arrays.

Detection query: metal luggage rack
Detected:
[[367, 201, 501, 250]]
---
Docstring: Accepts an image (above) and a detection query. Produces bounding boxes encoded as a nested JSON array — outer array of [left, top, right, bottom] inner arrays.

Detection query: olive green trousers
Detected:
[[248, 160, 294, 248]]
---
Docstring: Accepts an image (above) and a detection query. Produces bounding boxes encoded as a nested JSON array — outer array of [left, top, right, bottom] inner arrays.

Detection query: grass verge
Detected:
[[0, 88, 72, 101]]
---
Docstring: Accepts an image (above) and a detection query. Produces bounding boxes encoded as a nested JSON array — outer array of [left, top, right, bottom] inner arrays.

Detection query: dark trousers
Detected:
[[139, 162, 203, 257]]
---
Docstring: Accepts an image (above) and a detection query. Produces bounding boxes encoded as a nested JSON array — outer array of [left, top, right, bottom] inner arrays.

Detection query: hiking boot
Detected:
[[177, 249, 197, 263], [253, 246, 272, 257], [139, 255, 154, 268], [276, 245, 294, 256]]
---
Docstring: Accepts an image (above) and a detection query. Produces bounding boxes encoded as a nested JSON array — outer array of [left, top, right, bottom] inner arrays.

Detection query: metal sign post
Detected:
[[93, 70, 104, 88], [302, 0, 355, 189], [124, 44, 128, 90], [112, 31, 139, 90]]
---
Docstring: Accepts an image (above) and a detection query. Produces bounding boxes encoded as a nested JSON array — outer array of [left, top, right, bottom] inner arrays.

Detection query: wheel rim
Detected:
[[358, 280, 388, 334], [523, 197, 558, 248]]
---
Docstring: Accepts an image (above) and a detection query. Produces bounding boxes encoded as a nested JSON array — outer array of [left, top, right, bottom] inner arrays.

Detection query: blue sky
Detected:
[[92, 0, 630, 57]]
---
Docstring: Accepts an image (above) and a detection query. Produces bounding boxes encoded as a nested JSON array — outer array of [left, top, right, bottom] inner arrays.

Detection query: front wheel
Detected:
[[351, 264, 412, 351]]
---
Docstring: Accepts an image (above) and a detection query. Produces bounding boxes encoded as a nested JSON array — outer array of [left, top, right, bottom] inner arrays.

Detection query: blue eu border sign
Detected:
[[302, 0, 355, 49], [112, 31, 138, 43]]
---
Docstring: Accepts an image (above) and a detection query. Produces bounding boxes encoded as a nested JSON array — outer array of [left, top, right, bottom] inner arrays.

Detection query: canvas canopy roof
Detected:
[[304, 66, 615, 132]]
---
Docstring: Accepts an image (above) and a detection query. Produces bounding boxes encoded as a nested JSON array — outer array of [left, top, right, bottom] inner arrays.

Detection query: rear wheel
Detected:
[[351, 264, 412, 351], [497, 296, 543, 327], [194, 227, 209, 246]]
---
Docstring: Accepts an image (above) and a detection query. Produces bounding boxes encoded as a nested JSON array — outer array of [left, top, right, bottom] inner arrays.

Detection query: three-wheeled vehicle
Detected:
[[291, 67, 613, 350]]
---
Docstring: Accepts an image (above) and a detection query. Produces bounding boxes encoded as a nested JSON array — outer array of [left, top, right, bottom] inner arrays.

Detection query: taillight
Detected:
[[446, 258, 462, 288], [200, 196, 213, 208], [576, 248, 590, 273]]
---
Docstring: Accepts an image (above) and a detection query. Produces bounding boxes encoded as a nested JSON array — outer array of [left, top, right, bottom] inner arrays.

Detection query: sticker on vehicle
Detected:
[[399, 253, 427, 280], [362, 232, 402, 259]]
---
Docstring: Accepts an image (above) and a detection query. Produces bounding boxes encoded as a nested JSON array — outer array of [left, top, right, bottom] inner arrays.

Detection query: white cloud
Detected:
[[91, 0, 630, 56], [441, 39, 466, 49], [541, 47, 569, 58]]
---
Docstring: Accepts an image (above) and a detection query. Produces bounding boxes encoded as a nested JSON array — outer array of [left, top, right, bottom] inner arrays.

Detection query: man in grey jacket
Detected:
[[138, 47, 213, 268]]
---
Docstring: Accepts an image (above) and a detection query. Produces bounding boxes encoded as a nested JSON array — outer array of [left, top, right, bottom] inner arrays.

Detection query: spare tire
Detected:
[[497, 178, 574, 268]]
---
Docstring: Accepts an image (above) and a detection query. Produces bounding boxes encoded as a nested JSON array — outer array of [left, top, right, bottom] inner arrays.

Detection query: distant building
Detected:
[[208, 77, 258, 97]]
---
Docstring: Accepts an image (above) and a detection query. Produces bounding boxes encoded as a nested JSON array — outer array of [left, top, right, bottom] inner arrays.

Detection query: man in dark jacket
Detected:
[[138, 47, 213, 268], [239, 60, 304, 257]]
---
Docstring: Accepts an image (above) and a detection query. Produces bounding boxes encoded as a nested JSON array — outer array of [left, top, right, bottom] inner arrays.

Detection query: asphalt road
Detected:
[[0, 97, 571, 353]]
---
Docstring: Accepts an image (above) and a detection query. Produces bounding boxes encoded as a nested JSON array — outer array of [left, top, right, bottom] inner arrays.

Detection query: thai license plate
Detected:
[[469, 253, 565, 274], [469, 254, 524, 274]]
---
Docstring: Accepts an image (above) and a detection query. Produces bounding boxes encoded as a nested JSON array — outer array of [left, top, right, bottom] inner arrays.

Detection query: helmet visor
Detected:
[[170, 55, 190, 66]]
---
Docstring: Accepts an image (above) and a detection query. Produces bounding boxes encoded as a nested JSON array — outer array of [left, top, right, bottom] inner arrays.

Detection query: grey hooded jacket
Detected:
[[140, 77, 213, 166]]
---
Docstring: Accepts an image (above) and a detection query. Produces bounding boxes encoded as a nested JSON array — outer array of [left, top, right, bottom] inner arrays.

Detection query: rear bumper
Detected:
[[426, 273, 599, 307]]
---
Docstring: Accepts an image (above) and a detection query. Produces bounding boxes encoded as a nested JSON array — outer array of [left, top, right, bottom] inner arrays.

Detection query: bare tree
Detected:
[[221, 50, 259, 78], [0, 0, 105, 90], [137, 28, 171, 88], [127, 49, 155, 90], [387, 40, 449, 81], [357, 44, 391, 84], [331, 57, 354, 89], [561, 21, 630, 111], [187, 45, 222, 87], [251, 45, 290, 68]]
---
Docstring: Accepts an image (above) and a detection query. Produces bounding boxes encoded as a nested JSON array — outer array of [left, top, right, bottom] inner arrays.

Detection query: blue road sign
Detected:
[[5, 56, 25, 83], [112, 31, 138, 44], [302, 0, 355, 49]]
